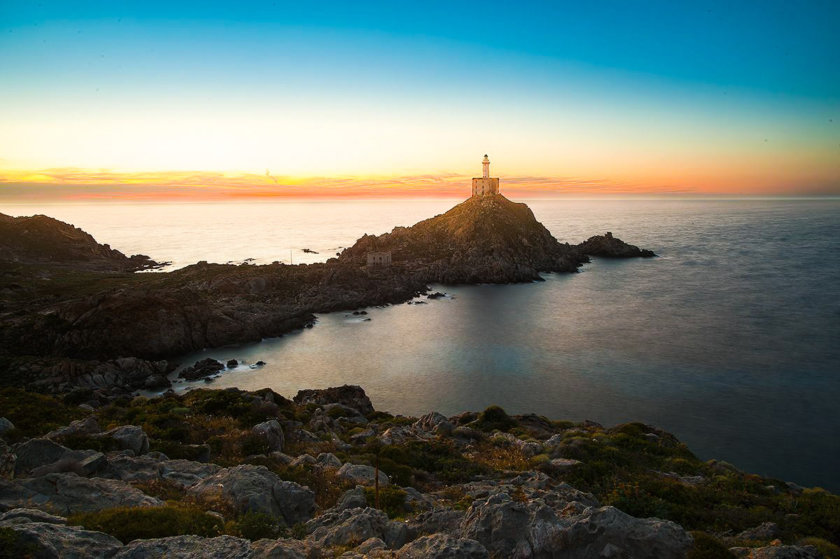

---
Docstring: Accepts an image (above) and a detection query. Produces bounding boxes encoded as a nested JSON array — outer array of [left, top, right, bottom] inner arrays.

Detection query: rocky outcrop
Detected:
[[396, 533, 489, 558], [305, 506, 407, 549], [0, 212, 159, 271], [294, 385, 375, 415], [114, 535, 253, 559], [0, 472, 161, 514], [337, 463, 390, 486], [178, 358, 225, 381], [0, 517, 123, 558], [576, 231, 656, 258], [187, 464, 315, 525]]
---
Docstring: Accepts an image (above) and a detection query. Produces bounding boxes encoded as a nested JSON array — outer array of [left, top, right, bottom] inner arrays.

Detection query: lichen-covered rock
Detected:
[[114, 534, 252, 558], [0, 519, 123, 559], [188, 464, 314, 524], [252, 420, 284, 452], [305, 506, 407, 549], [396, 533, 489, 558], [337, 463, 389, 486], [0, 472, 161, 514]]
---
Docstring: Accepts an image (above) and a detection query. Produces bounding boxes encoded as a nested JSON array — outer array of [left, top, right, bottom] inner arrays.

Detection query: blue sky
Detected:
[[1, 0, 838, 196]]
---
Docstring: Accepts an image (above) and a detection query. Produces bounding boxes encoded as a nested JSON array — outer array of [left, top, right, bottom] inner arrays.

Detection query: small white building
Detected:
[[366, 251, 392, 267], [471, 154, 500, 197]]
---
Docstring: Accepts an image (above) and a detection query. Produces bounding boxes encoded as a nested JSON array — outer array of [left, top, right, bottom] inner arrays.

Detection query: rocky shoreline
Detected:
[[0, 384, 836, 558], [0, 195, 655, 396]]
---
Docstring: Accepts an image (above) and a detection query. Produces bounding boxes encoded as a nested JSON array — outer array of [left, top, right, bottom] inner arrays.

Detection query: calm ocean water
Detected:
[[4, 198, 839, 490]]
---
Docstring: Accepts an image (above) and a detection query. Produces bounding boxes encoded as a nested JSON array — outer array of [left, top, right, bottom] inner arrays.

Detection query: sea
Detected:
[[3, 198, 839, 491]]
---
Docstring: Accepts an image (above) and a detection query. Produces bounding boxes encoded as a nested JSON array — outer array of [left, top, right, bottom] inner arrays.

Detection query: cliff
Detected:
[[0, 213, 158, 272]]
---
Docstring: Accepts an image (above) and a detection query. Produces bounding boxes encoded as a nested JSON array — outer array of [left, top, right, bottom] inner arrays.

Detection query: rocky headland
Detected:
[[0, 384, 836, 558], [0, 196, 653, 395]]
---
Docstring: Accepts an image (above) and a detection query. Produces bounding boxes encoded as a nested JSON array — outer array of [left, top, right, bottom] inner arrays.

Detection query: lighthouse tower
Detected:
[[472, 154, 500, 197]]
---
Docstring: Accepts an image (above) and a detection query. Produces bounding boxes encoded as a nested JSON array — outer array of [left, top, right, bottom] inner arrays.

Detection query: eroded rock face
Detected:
[[187, 464, 315, 525], [114, 535, 252, 559], [305, 506, 407, 549], [0, 519, 123, 559], [396, 533, 489, 559], [293, 385, 374, 415], [0, 472, 161, 515]]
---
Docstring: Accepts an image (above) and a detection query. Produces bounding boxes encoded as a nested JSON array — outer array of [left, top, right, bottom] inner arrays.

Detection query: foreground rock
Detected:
[[0, 518, 123, 558], [114, 535, 252, 559]]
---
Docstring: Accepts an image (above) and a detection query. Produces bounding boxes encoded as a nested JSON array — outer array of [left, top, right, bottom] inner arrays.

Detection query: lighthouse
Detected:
[[472, 154, 500, 197]]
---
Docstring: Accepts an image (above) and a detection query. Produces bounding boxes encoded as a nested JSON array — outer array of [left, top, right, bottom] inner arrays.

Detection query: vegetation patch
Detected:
[[69, 504, 223, 544]]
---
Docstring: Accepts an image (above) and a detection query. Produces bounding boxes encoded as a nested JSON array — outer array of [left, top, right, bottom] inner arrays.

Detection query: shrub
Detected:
[[69, 505, 223, 543], [686, 531, 736, 559], [365, 486, 408, 518], [227, 511, 282, 541], [798, 537, 840, 559], [474, 405, 516, 432], [0, 527, 39, 559]]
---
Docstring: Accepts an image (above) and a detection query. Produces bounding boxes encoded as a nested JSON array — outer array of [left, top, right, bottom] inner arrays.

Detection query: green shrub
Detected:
[[474, 405, 516, 432], [798, 537, 840, 559], [687, 531, 736, 559], [69, 505, 223, 543], [228, 511, 282, 541], [0, 387, 84, 438], [365, 486, 408, 518]]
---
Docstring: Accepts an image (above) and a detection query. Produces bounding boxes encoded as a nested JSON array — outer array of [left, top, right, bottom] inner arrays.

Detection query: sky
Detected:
[[1, 0, 839, 199]]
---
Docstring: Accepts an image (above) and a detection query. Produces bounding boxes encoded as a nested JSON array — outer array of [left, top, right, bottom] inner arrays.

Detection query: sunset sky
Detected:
[[1, 1, 838, 199]]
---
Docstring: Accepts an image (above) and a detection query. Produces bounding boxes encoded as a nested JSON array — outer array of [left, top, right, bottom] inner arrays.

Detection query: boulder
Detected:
[[250, 537, 315, 558], [0, 472, 161, 514], [736, 522, 781, 541], [305, 506, 407, 549], [337, 486, 368, 510], [316, 452, 342, 469], [252, 419, 284, 452], [46, 416, 102, 440], [337, 463, 390, 486], [13, 438, 75, 475], [114, 535, 252, 559], [0, 417, 15, 434], [96, 425, 149, 455], [730, 545, 823, 559], [101, 455, 221, 488], [31, 451, 107, 477], [289, 454, 316, 468], [413, 411, 449, 432], [0, 507, 67, 524], [178, 358, 225, 381], [397, 534, 489, 559], [293, 385, 374, 415], [0, 519, 123, 559], [405, 508, 465, 539], [187, 464, 315, 525]]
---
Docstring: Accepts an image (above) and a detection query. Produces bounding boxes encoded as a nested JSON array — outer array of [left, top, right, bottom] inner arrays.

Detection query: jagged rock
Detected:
[[0, 519, 123, 558], [337, 463, 390, 486], [461, 491, 691, 559], [96, 425, 149, 455], [101, 455, 221, 488], [406, 508, 465, 539], [380, 425, 416, 445], [413, 411, 449, 432], [736, 522, 781, 541], [293, 385, 374, 415], [356, 536, 388, 554], [31, 451, 107, 477], [305, 506, 407, 549], [187, 464, 315, 525], [0, 417, 15, 434], [577, 231, 656, 258], [396, 533, 489, 558], [0, 507, 67, 524], [316, 452, 342, 469], [290, 454, 316, 468], [179, 358, 225, 381], [114, 535, 252, 558], [730, 545, 822, 558], [13, 438, 105, 477], [46, 416, 102, 440], [227, 359, 238, 368], [0, 472, 161, 514], [337, 486, 368, 510], [252, 419, 285, 452]]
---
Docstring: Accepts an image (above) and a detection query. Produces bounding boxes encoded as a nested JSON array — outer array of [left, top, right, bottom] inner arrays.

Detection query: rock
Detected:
[[46, 416, 101, 440], [461, 491, 691, 559], [426, 292, 446, 299], [305, 507, 407, 549], [406, 508, 465, 539], [577, 231, 656, 258], [114, 535, 252, 558], [337, 486, 368, 510], [0, 439, 16, 479], [254, 361, 266, 367], [0, 472, 161, 514], [96, 425, 149, 455], [13, 438, 75, 475], [0, 417, 15, 434], [226, 359, 238, 368], [548, 458, 581, 471], [31, 451, 107, 477], [316, 452, 342, 469], [187, 464, 315, 524], [252, 419, 285, 452], [178, 358, 224, 381], [729, 545, 822, 558], [293, 385, 374, 415], [0, 519, 123, 558], [397, 534, 489, 558], [250, 537, 315, 558], [736, 521, 781, 541], [413, 411, 449, 432], [101, 455, 222, 488], [289, 454, 316, 468], [337, 463, 390, 486], [356, 537, 388, 554], [0, 507, 67, 524]]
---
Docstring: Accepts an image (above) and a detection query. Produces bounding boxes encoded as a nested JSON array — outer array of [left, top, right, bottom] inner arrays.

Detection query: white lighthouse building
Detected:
[[471, 154, 500, 197]]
